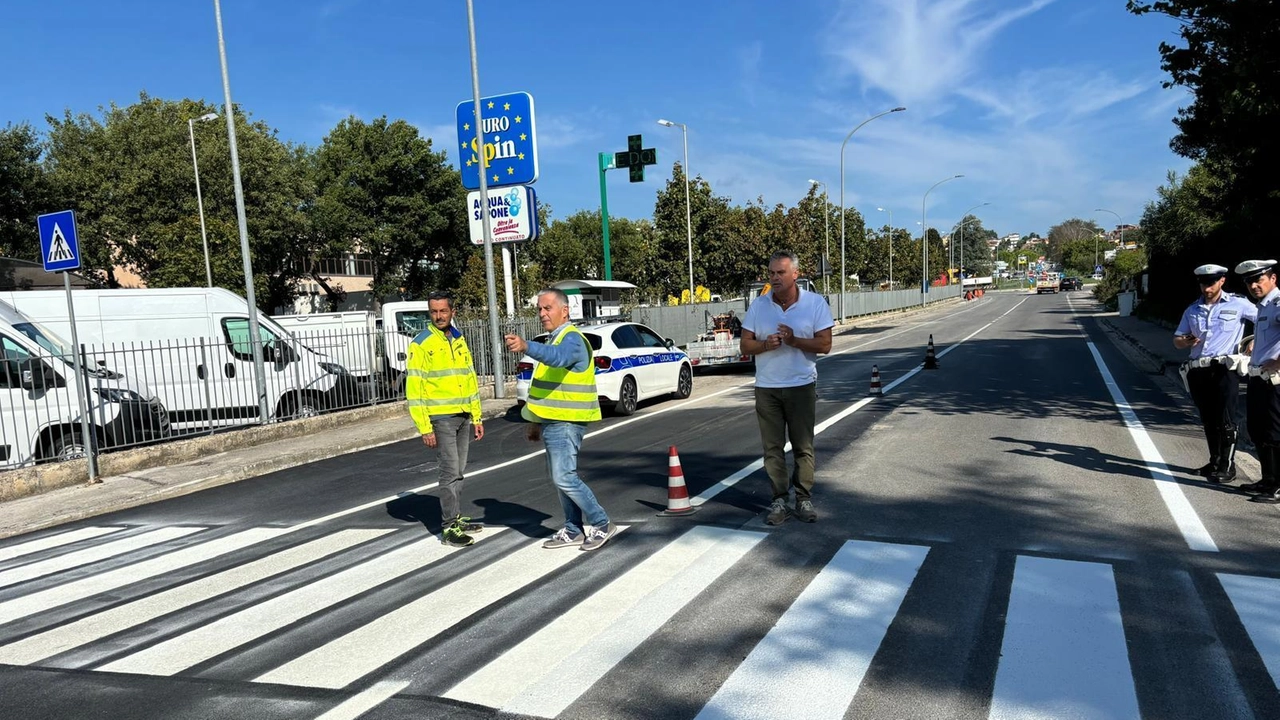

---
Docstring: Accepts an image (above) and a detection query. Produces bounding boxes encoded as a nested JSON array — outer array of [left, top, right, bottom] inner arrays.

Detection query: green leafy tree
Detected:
[[651, 162, 742, 298], [952, 214, 997, 276], [1046, 218, 1103, 265], [0, 122, 51, 263], [311, 116, 467, 308]]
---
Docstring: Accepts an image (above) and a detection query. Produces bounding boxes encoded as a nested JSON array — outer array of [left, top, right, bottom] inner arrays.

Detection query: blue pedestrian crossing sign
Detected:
[[38, 210, 81, 273]]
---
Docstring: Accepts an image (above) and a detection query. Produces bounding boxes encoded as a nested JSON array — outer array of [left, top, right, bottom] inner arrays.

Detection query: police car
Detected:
[[515, 321, 693, 416]]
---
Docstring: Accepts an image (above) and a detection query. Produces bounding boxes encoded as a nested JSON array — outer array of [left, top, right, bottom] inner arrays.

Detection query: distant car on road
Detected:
[[1060, 277, 1082, 291]]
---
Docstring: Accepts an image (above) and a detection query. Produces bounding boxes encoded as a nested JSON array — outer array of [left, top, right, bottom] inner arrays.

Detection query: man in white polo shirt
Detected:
[[740, 251, 834, 525]]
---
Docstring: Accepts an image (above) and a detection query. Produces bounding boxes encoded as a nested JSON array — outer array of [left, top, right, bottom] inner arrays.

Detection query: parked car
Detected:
[[1060, 277, 1083, 291], [515, 321, 693, 416]]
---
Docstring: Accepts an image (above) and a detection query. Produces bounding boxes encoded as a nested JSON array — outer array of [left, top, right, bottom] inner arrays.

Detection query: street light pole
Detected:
[[840, 106, 905, 320], [658, 119, 694, 303], [921, 174, 963, 305], [1094, 208, 1123, 268], [212, 0, 268, 424], [876, 207, 892, 289], [187, 112, 218, 288], [810, 180, 831, 294]]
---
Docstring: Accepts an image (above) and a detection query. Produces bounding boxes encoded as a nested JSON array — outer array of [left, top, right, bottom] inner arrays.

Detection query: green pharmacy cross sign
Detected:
[[613, 135, 657, 183]]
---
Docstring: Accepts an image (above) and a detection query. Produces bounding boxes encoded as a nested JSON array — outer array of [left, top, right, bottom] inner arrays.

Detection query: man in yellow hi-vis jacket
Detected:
[[504, 288, 616, 552], [407, 291, 485, 547]]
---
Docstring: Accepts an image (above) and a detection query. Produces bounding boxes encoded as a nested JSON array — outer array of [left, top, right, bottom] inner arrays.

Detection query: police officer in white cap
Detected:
[[1174, 263, 1257, 483], [1235, 259, 1280, 502]]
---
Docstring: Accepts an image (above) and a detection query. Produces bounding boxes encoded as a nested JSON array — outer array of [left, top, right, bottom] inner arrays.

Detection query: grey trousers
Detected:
[[431, 414, 472, 523], [754, 383, 817, 501]]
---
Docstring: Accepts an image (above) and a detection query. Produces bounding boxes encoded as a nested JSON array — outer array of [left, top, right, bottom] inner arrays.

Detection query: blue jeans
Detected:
[[542, 420, 608, 535]]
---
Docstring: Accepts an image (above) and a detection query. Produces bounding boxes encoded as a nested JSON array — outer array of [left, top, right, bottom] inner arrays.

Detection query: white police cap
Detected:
[[1235, 259, 1277, 279], [1193, 263, 1229, 278]]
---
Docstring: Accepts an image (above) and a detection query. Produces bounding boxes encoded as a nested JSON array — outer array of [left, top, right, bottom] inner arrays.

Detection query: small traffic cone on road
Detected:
[[658, 446, 699, 516], [923, 334, 939, 369], [869, 365, 883, 396]]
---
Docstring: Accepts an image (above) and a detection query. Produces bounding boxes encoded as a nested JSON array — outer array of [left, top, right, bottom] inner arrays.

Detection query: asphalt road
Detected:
[[2, 291, 1278, 720]]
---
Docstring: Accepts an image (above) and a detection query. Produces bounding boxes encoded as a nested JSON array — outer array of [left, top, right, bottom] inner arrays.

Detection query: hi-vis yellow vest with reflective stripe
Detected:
[[405, 324, 482, 435], [526, 324, 602, 422]]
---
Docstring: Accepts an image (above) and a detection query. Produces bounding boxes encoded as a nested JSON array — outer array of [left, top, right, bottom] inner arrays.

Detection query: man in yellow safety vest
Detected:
[[406, 290, 485, 547], [504, 288, 616, 551]]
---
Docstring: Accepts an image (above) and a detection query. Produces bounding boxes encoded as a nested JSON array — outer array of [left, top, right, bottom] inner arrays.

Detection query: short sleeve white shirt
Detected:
[[742, 288, 834, 388]]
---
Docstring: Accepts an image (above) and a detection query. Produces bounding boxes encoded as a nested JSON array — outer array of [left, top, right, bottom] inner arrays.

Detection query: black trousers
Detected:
[[1188, 364, 1240, 465], [1247, 376, 1280, 484]]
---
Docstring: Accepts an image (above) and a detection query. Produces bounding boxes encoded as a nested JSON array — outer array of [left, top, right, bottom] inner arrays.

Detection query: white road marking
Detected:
[[1217, 573, 1280, 690], [694, 540, 929, 720], [1086, 341, 1218, 552], [0, 526, 125, 564], [313, 681, 409, 720], [254, 528, 616, 689], [989, 555, 1139, 720], [0, 529, 391, 664], [96, 529, 505, 676], [0, 526, 203, 591], [444, 526, 763, 716]]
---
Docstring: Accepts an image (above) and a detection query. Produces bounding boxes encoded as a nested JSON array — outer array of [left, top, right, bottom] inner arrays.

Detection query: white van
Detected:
[[0, 300, 168, 468], [0, 288, 355, 432], [272, 311, 379, 379]]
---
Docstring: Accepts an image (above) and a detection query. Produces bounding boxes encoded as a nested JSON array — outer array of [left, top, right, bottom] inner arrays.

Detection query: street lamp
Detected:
[[956, 202, 990, 285], [187, 112, 219, 287], [921, 174, 964, 305], [1094, 208, 1123, 270], [840, 106, 906, 319], [809, 180, 831, 293], [876, 207, 893, 289], [658, 119, 694, 304]]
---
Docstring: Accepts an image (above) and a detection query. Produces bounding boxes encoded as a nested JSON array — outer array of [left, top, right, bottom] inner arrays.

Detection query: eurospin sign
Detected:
[[468, 186, 539, 245], [456, 91, 537, 190]]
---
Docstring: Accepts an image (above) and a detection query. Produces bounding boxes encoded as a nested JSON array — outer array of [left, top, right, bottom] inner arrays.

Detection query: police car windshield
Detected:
[[12, 321, 72, 359]]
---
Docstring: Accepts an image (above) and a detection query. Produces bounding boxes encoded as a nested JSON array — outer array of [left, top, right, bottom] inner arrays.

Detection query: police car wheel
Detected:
[[614, 376, 638, 416], [674, 364, 693, 399]]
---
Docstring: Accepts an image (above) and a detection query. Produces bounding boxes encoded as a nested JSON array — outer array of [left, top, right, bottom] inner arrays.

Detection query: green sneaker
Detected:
[[442, 521, 475, 548], [452, 515, 484, 533]]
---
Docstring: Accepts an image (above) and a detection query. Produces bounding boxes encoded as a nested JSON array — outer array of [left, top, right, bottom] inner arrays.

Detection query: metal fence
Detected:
[[0, 317, 545, 473]]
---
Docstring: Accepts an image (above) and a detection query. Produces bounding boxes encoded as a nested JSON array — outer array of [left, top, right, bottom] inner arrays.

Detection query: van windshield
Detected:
[[12, 321, 72, 359]]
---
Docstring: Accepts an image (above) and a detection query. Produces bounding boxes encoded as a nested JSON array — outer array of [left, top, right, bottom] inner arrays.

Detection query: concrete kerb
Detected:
[[1, 381, 519, 505]]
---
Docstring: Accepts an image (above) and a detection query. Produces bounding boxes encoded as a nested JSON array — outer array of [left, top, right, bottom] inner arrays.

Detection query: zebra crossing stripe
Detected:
[[1217, 573, 1280, 691], [98, 528, 507, 676], [0, 529, 391, 665], [0, 527, 125, 564], [254, 528, 627, 689], [694, 540, 929, 720], [0, 526, 203, 590], [989, 556, 1138, 720], [0, 527, 276, 627], [445, 525, 763, 716]]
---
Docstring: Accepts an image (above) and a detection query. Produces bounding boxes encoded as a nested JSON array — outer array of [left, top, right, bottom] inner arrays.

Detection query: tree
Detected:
[[952, 214, 997, 277], [1128, 0, 1280, 232], [43, 93, 311, 309], [0, 123, 51, 263], [1046, 218, 1103, 265], [651, 162, 741, 297], [311, 116, 467, 308]]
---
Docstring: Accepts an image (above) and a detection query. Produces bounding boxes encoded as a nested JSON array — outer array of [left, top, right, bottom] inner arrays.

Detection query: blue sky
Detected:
[[3, 0, 1189, 239]]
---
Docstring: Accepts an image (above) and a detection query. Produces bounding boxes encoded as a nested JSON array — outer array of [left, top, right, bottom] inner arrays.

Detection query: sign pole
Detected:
[[63, 271, 98, 483], [465, 0, 505, 397], [598, 152, 614, 281], [501, 245, 515, 316]]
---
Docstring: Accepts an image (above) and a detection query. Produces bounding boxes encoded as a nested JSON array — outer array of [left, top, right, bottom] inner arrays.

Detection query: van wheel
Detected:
[[280, 394, 323, 421], [614, 377, 638, 416], [46, 429, 88, 462], [674, 364, 693, 399]]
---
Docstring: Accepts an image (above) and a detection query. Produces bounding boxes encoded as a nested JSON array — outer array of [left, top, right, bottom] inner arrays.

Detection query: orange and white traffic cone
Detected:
[[869, 365, 883, 396], [659, 446, 699, 516], [924, 334, 939, 369]]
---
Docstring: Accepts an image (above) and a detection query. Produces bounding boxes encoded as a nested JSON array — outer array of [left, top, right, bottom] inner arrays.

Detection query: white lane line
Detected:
[[694, 540, 929, 720], [1086, 341, 1218, 553], [1217, 573, 1280, 690], [0, 526, 203, 591], [0, 527, 279, 627], [314, 681, 410, 720], [445, 526, 763, 716], [691, 297, 1028, 506], [989, 556, 1139, 720], [0, 527, 125, 564], [292, 298, 1003, 531], [0, 529, 391, 665], [255, 528, 618, 690], [97, 528, 506, 676]]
